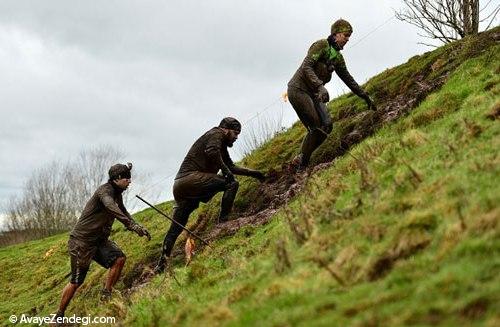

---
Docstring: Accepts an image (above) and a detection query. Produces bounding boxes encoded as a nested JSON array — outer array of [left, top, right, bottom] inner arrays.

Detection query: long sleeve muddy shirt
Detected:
[[70, 182, 137, 244], [176, 127, 259, 179], [288, 37, 368, 99]]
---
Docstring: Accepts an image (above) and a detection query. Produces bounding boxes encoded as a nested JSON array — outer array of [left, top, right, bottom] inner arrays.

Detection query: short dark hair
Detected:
[[108, 162, 132, 180], [219, 117, 242, 131]]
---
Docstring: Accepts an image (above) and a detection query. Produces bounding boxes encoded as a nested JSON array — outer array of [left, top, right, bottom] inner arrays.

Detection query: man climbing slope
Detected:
[[155, 117, 266, 273], [288, 18, 376, 171], [55, 163, 151, 318]]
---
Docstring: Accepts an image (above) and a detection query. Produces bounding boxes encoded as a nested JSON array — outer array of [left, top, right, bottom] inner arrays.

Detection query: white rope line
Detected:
[[136, 171, 177, 197], [137, 98, 286, 196], [348, 15, 396, 50], [242, 97, 283, 125], [137, 15, 395, 197]]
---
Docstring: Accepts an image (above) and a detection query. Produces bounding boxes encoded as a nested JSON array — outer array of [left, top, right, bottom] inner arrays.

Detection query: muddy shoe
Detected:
[[153, 257, 169, 274], [217, 215, 229, 225], [100, 288, 112, 302], [153, 263, 165, 274], [296, 163, 307, 173], [290, 154, 302, 167], [291, 154, 307, 173]]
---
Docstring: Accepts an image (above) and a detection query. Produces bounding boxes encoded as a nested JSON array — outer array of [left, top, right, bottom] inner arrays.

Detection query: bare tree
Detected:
[[6, 161, 76, 238], [1, 145, 143, 245], [71, 145, 125, 210], [70, 145, 153, 211], [396, 0, 499, 45]]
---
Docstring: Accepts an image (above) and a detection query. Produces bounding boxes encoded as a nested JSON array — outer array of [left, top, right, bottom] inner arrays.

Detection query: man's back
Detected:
[[176, 127, 227, 179]]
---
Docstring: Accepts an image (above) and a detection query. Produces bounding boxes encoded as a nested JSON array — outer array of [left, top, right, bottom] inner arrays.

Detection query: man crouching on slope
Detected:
[[155, 117, 266, 273], [55, 163, 151, 318]]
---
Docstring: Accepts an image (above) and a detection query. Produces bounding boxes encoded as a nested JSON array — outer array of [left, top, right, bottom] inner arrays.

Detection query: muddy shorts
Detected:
[[68, 237, 125, 284]]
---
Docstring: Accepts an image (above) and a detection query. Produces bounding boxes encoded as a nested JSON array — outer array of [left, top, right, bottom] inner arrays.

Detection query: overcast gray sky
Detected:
[[0, 0, 429, 227]]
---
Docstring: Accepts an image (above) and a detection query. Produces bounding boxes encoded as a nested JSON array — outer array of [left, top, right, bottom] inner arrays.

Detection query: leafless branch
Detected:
[[396, 0, 495, 46], [482, 5, 500, 30], [0, 145, 152, 245]]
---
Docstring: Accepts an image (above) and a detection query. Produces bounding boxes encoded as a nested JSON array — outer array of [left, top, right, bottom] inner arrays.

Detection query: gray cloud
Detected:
[[0, 0, 426, 217]]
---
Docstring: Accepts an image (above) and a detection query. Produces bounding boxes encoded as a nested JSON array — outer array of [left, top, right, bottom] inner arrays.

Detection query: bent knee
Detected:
[[116, 255, 126, 265], [228, 179, 239, 190], [70, 266, 89, 285], [70, 281, 83, 287], [70, 276, 86, 286]]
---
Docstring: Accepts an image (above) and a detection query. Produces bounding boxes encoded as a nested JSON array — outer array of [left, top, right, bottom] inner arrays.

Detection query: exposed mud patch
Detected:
[[121, 29, 499, 296], [120, 69, 443, 294], [368, 232, 431, 281], [204, 163, 333, 240], [460, 297, 489, 320]]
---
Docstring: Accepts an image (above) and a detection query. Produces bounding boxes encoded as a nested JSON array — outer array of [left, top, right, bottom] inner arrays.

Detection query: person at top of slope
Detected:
[[288, 18, 376, 172]]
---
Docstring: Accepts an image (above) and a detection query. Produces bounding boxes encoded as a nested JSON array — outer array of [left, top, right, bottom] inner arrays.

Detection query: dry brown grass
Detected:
[[274, 239, 292, 274], [367, 230, 432, 281]]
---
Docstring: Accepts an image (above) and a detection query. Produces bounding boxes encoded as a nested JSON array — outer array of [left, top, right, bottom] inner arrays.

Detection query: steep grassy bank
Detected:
[[121, 32, 499, 326], [0, 28, 498, 326]]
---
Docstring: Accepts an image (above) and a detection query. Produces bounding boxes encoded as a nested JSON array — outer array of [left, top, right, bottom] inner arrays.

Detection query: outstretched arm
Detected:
[[334, 54, 369, 99], [222, 149, 266, 181], [335, 55, 376, 110], [205, 131, 265, 181], [98, 189, 136, 228], [98, 188, 150, 239]]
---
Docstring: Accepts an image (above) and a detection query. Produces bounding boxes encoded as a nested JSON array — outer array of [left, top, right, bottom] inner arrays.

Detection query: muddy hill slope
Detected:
[[0, 27, 499, 327]]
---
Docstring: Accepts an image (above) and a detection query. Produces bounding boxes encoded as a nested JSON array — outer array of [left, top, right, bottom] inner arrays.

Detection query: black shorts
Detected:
[[68, 237, 125, 284]]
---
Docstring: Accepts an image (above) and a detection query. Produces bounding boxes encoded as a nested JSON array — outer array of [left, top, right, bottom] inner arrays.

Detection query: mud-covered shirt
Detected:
[[70, 182, 137, 244], [176, 127, 257, 179], [288, 38, 368, 99]]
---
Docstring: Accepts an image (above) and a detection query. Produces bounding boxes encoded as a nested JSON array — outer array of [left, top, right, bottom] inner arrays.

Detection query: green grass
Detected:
[[1, 28, 499, 326]]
